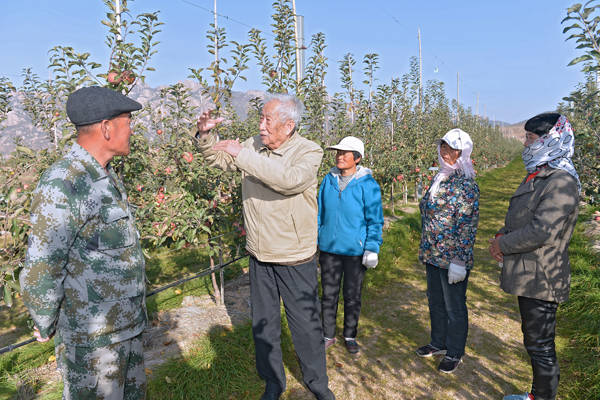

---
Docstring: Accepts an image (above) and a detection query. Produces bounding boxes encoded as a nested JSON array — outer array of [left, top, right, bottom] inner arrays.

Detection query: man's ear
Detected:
[[286, 120, 296, 135], [100, 120, 110, 140]]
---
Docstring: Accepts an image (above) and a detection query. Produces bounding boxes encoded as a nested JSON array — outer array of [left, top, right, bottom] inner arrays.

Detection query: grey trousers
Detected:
[[249, 256, 335, 400]]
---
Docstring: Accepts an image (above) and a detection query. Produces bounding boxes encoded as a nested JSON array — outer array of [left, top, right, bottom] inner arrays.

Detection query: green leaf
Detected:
[[563, 23, 582, 33]]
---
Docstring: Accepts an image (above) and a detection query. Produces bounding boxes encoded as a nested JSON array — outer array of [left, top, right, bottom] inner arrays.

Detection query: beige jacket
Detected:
[[195, 132, 323, 264], [497, 168, 579, 303]]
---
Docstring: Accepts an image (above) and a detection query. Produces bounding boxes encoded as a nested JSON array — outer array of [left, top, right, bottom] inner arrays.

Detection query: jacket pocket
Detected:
[[97, 203, 136, 250], [521, 253, 553, 301], [84, 203, 144, 302], [290, 213, 301, 245]]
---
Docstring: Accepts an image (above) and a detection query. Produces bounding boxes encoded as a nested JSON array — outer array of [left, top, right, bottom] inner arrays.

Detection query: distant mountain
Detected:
[[0, 81, 265, 157], [500, 120, 526, 141]]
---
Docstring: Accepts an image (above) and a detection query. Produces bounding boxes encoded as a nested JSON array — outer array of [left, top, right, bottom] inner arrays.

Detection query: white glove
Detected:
[[447, 262, 467, 284], [362, 250, 378, 268]]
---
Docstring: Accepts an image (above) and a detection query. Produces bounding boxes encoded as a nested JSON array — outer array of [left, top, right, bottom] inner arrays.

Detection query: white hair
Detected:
[[264, 93, 304, 127]]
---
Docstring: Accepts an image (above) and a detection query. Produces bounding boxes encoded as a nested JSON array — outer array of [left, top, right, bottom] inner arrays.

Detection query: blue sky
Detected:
[[0, 0, 586, 123]]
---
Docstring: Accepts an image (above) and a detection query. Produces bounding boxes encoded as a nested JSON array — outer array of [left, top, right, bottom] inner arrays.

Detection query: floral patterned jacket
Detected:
[[419, 172, 480, 269]]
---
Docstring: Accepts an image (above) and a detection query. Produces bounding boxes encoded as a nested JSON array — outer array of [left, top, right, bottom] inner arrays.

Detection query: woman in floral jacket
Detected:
[[415, 128, 479, 374]]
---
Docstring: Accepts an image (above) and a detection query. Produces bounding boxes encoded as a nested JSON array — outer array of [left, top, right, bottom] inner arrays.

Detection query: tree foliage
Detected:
[[561, 1, 600, 203]]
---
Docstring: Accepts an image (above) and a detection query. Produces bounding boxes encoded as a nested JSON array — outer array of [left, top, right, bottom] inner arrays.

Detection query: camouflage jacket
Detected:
[[20, 143, 147, 347]]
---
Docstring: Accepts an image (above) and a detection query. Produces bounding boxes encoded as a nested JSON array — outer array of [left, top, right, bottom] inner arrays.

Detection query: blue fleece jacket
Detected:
[[318, 166, 384, 256]]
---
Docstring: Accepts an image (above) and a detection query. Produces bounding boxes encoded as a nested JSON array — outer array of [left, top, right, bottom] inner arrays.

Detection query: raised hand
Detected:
[[196, 110, 225, 137]]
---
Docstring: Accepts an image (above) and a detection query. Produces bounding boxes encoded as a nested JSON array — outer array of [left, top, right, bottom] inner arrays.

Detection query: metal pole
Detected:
[[115, 0, 122, 41], [456, 72, 460, 125], [349, 61, 354, 124], [391, 83, 395, 144], [214, 0, 218, 64], [292, 0, 301, 86], [297, 15, 305, 83], [418, 28, 422, 111], [218, 242, 224, 305]]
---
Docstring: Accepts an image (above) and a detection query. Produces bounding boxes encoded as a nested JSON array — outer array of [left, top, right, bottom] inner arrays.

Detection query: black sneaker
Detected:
[[415, 344, 447, 357], [437, 356, 461, 373], [260, 384, 282, 400], [345, 339, 360, 354]]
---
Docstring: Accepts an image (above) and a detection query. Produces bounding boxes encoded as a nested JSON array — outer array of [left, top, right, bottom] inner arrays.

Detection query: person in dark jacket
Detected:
[[416, 128, 480, 374], [318, 136, 384, 355], [489, 113, 580, 400]]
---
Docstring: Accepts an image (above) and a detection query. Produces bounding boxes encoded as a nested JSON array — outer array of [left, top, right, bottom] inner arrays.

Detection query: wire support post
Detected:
[[0, 254, 248, 354]]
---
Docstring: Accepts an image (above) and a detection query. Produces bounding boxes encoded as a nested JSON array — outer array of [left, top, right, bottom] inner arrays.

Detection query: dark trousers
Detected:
[[426, 263, 470, 359], [249, 256, 334, 400], [319, 251, 366, 339], [518, 296, 560, 400]]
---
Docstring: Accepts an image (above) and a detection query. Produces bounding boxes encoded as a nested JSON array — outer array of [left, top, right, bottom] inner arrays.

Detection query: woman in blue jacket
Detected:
[[318, 136, 384, 355]]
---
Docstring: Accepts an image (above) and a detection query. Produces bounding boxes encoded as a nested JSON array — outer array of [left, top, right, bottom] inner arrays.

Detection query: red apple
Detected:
[[415, 168, 421, 173], [182, 152, 193, 163], [165, 167, 172, 174], [156, 129, 163, 135], [595, 216, 600, 221], [107, 71, 121, 84], [397, 174, 404, 181], [54, 112, 60, 117], [136, 184, 143, 192]]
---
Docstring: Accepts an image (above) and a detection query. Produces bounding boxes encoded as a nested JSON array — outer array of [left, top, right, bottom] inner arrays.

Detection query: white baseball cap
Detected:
[[327, 136, 365, 158], [436, 128, 473, 152]]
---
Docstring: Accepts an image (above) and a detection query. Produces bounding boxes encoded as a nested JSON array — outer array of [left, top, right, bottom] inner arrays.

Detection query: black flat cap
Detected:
[[66, 86, 142, 126], [524, 112, 561, 136]]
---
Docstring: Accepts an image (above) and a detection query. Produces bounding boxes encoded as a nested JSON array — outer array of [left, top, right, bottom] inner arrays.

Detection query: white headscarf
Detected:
[[430, 128, 475, 198]]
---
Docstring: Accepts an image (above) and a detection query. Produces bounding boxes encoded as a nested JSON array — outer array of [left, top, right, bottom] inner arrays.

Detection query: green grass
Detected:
[[3, 159, 599, 399], [0, 246, 247, 399], [144, 162, 530, 399], [555, 206, 600, 399]]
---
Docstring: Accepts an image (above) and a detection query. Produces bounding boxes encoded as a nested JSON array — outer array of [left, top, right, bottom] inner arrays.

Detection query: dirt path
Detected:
[[25, 274, 253, 393], [21, 178, 600, 399]]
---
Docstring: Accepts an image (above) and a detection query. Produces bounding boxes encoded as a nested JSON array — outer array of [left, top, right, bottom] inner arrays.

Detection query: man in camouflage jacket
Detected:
[[20, 86, 147, 400]]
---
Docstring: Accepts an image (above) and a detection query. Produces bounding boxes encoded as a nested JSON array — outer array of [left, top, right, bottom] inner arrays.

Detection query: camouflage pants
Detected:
[[56, 334, 146, 400]]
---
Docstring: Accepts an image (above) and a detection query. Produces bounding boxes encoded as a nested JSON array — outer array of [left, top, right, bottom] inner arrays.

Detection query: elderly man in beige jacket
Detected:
[[193, 94, 335, 400]]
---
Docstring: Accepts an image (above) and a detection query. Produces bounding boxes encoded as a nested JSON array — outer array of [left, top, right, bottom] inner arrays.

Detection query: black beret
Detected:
[[66, 86, 142, 126], [524, 112, 561, 136]]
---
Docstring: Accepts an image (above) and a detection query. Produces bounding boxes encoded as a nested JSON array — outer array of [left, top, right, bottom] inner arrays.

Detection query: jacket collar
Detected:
[[66, 143, 110, 182], [329, 165, 372, 180], [513, 167, 559, 197]]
